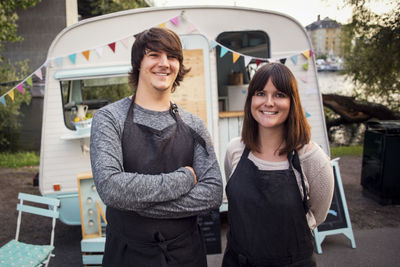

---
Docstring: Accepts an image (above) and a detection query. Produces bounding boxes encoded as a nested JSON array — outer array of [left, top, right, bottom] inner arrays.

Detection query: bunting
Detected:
[[108, 43, 116, 53], [220, 47, 229, 58], [0, 12, 316, 104], [82, 50, 90, 61], [0, 96, 6, 107], [34, 69, 43, 80], [170, 16, 179, 26], [17, 83, 25, 94], [68, 54, 76, 64], [8, 91, 14, 101], [232, 52, 240, 63]]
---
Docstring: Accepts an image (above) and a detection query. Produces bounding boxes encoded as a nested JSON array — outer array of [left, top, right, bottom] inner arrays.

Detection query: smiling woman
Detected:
[[222, 63, 334, 267]]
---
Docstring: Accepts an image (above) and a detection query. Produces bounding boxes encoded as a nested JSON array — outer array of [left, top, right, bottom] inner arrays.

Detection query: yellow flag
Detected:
[[302, 51, 310, 59], [158, 22, 166, 28], [233, 53, 241, 63], [82, 50, 90, 61], [8, 90, 14, 101]]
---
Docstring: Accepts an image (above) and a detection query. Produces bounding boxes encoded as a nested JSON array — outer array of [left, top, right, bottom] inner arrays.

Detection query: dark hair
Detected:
[[128, 27, 190, 93], [241, 63, 311, 155]]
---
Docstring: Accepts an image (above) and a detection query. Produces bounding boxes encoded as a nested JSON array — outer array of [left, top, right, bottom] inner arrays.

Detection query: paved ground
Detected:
[[1, 155, 400, 266]]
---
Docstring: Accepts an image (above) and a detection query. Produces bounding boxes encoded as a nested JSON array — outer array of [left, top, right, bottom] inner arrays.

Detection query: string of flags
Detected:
[[0, 12, 315, 107]]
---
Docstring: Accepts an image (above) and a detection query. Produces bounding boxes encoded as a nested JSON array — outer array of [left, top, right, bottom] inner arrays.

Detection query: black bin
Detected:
[[361, 121, 400, 204]]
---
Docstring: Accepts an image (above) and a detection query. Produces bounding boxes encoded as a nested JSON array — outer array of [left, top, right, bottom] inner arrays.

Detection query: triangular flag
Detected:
[[209, 40, 218, 50], [120, 37, 130, 49], [302, 51, 311, 59], [302, 62, 309, 71], [34, 68, 43, 80], [0, 96, 6, 107], [17, 83, 24, 94], [8, 90, 14, 101], [232, 52, 240, 63], [158, 22, 166, 28], [26, 76, 33, 86], [291, 55, 298, 65], [55, 57, 63, 67], [309, 50, 314, 58], [68, 54, 76, 64], [186, 23, 196, 33], [108, 42, 116, 53], [256, 59, 263, 66], [95, 47, 103, 57], [280, 58, 287, 64], [305, 111, 311, 118], [300, 75, 308, 83], [170, 16, 179, 26], [220, 47, 229, 58], [244, 56, 252, 67], [82, 50, 90, 61]]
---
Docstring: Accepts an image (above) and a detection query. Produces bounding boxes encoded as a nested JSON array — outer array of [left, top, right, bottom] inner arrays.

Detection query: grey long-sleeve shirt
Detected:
[[90, 97, 223, 219]]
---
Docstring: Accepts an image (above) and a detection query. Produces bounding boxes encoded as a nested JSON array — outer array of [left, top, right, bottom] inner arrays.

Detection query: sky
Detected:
[[147, 0, 396, 26]]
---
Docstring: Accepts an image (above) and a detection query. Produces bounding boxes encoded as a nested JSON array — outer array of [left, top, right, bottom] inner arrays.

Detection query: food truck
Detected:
[[40, 6, 329, 227]]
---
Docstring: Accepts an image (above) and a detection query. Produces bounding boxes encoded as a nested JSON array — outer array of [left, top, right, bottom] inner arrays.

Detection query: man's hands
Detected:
[[185, 166, 197, 184]]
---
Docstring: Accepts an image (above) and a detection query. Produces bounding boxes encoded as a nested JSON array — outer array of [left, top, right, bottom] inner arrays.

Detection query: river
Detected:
[[317, 71, 354, 95]]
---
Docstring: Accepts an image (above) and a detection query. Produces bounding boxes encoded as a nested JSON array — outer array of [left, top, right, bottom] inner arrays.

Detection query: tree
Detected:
[[78, 0, 148, 20], [0, 0, 39, 151], [0, 0, 41, 55], [341, 0, 400, 111]]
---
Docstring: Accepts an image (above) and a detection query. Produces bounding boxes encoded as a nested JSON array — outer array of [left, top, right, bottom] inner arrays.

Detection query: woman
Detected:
[[222, 63, 334, 267]]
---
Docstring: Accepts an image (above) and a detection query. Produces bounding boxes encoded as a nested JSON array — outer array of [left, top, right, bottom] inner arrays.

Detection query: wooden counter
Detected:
[[219, 111, 244, 118]]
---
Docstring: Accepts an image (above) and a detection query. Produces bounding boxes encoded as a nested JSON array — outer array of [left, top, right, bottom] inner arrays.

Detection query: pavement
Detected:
[[1, 155, 400, 266]]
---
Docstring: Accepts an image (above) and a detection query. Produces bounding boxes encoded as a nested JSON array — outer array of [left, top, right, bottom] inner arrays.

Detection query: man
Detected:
[[90, 27, 223, 267]]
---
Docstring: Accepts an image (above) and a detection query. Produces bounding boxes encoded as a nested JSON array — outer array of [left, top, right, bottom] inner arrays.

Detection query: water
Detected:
[[317, 72, 354, 95], [315, 72, 365, 146]]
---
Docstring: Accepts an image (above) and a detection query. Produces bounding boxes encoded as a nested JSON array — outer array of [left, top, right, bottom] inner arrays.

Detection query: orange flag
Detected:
[[233, 53, 240, 63], [82, 50, 90, 61]]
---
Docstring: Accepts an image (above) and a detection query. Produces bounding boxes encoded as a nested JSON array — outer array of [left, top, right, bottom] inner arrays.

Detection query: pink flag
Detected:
[[170, 16, 179, 26], [34, 68, 43, 80], [120, 37, 130, 49], [17, 83, 24, 94]]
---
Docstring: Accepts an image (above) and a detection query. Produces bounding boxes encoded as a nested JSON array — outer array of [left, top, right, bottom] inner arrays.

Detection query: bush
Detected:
[[0, 60, 31, 151]]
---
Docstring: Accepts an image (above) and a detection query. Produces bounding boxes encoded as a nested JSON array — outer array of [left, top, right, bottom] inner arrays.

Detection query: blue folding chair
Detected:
[[0, 193, 60, 267]]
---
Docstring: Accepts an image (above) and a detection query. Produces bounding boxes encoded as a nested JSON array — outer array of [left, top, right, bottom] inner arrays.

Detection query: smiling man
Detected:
[[90, 27, 223, 267]]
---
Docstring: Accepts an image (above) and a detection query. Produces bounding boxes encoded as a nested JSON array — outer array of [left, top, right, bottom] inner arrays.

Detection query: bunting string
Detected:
[[0, 11, 314, 106]]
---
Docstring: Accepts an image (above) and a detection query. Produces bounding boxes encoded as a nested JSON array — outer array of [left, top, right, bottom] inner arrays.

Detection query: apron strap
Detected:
[[289, 151, 310, 214], [170, 102, 209, 156]]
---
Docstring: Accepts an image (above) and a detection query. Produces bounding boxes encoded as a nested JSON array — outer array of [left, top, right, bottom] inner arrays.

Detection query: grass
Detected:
[[0, 145, 362, 168], [0, 151, 40, 168], [330, 145, 363, 158]]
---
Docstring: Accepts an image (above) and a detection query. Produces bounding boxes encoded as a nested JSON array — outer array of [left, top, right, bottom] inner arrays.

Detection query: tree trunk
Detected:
[[322, 94, 400, 130]]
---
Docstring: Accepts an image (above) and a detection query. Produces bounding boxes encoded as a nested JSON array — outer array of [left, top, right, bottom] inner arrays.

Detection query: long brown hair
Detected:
[[128, 27, 190, 93], [241, 63, 311, 155]]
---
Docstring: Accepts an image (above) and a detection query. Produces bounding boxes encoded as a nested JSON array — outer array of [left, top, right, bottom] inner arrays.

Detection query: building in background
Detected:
[[306, 15, 342, 59], [2, 0, 78, 151]]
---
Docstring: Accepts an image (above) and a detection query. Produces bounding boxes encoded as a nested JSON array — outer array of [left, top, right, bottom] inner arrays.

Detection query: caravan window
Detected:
[[60, 76, 132, 130], [216, 31, 270, 111]]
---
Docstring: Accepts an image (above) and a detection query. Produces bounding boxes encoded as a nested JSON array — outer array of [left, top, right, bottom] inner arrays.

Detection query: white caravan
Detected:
[[40, 6, 329, 225]]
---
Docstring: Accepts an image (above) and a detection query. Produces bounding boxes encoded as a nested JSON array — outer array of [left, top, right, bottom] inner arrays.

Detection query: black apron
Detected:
[[102, 97, 207, 267], [222, 148, 316, 267]]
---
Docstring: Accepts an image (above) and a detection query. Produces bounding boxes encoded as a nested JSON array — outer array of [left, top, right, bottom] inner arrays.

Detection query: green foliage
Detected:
[[330, 145, 363, 158], [341, 0, 400, 111], [78, 0, 149, 19], [0, 60, 32, 151], [0, 0, 40, 53], [0, 151, 40, 168]]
